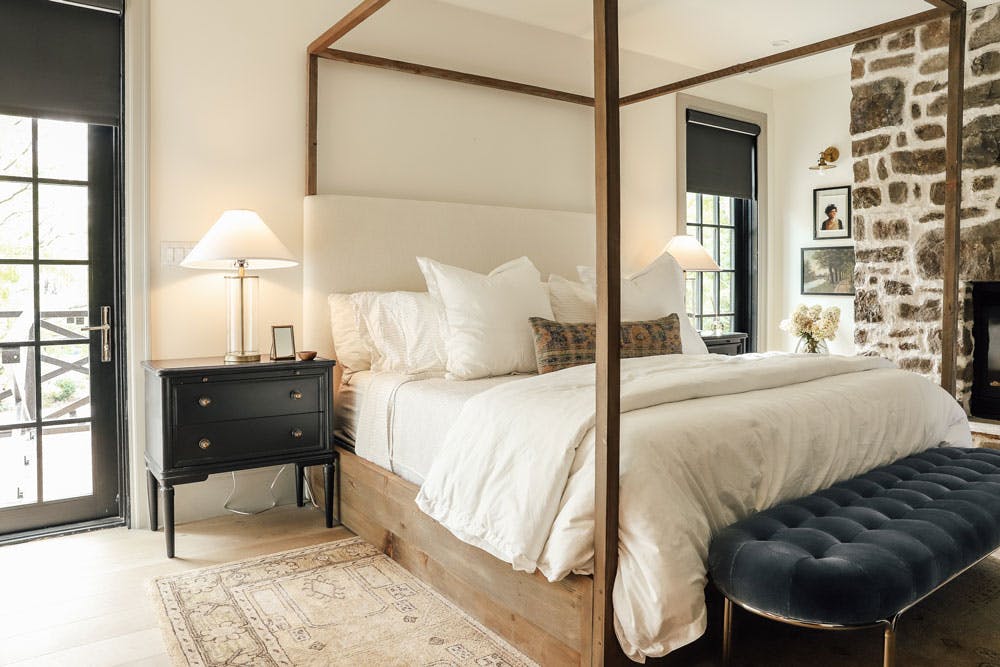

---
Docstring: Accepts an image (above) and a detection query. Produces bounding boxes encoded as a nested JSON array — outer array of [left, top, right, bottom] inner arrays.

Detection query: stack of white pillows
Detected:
[[328, 251, 707, 381]]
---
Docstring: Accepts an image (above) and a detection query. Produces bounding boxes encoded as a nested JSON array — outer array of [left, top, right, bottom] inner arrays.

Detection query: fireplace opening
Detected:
[[972, 282, 1000, 421]]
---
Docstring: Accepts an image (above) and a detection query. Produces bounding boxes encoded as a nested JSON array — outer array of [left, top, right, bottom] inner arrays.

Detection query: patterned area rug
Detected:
[[150, 537, 535, 667]]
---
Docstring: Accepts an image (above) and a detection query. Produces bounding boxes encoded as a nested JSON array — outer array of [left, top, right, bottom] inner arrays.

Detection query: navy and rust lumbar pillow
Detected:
[[529, 313, 683, 374]]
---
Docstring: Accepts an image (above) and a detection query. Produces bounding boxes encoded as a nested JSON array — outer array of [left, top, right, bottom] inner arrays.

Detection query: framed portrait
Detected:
[[801, 246, 856, 296], [813, 185, 852, 240], [270, 325, 296, 360]]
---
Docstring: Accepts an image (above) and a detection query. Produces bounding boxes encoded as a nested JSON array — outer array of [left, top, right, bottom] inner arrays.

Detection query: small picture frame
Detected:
[[270, 325, 296, 360], [801, 246, 856, 296], [813, 185, 852, 240]]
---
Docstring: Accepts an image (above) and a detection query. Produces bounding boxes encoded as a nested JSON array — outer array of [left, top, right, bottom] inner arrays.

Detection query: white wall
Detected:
[[148, 0, 774, 522], [772, 71, 856, 354]]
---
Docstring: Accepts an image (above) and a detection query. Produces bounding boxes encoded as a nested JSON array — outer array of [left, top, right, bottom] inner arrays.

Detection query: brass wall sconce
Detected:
[[809, 146, 840, 171]]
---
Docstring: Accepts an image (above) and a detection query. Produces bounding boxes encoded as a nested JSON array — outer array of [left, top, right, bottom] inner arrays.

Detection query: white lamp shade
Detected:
[[181, 209, 298, 270], [664, 234, 721, 271]]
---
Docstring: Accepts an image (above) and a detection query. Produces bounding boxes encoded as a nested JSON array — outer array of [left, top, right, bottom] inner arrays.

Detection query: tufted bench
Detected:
[[708, 447, 1000, 667]]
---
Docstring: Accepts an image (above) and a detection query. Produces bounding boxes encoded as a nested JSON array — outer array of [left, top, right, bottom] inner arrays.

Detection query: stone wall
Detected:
[[851, 4, 1000, 404]]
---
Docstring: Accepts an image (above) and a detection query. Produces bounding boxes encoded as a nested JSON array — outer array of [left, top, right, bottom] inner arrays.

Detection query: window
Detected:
[[684, 109, 759, 349]]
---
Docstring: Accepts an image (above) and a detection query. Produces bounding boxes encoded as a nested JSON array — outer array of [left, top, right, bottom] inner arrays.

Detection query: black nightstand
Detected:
[[702, 332, 748, 356], [142, 357, 337, 557]]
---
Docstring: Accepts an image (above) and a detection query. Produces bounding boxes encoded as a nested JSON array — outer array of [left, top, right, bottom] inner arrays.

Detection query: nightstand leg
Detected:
[[295, 463, 304, 507], [162, 484, 175, 558], [324, 462, 334, 528], [147, 469, 158, 532]]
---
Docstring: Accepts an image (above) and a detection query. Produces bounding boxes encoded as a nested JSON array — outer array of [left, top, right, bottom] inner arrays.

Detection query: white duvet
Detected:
[[415, 353, 971, 661]]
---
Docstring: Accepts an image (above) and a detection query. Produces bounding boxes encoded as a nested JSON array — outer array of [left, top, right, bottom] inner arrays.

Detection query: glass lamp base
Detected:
[[224, 273, 260, 362]]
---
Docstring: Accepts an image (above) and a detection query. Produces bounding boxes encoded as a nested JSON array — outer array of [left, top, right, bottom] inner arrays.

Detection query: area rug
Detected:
[[150, 537, 535, 667]]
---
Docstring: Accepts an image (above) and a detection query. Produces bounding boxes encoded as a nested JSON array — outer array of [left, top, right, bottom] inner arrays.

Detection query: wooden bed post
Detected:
[[592, 0, 622, 665], [307, 53, 318, 196], [940, 1, 966, 396]]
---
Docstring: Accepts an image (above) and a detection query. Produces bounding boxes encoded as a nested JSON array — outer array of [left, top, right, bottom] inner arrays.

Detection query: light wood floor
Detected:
[[0, 506, 350, 667]]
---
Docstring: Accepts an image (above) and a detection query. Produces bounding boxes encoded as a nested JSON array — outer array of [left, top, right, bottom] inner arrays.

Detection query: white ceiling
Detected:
[[437, 0, 992, 88]]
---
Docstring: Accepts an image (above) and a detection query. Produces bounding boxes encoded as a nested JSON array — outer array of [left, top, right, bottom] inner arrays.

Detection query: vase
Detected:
[[795, 337, 828, 354]]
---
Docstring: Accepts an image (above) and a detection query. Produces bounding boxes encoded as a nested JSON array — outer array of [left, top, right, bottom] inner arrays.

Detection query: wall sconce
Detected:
[[809, 146, 840, 172]]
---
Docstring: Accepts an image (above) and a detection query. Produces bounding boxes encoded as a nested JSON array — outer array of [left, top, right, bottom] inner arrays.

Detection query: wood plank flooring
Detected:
[[0, 506, 349, 667]]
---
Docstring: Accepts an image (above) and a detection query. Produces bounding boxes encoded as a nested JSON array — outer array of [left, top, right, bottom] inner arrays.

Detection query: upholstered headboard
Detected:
[[302, 194, 596, 359]]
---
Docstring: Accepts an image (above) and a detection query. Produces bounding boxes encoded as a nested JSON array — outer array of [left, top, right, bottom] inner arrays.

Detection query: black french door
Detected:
[[0, 116, 125, 538]]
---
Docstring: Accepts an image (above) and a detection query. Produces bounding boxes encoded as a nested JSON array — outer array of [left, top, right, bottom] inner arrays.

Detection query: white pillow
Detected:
[[417, 256, 554, 380], [548, 274, 596, 323], [351, 291, 447, 374], [578, 252, 709, 354], [327, 293, 373, 372]]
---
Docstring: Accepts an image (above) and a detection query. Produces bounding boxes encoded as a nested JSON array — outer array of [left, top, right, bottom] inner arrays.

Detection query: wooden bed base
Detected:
[[331, 446, 596, 666]]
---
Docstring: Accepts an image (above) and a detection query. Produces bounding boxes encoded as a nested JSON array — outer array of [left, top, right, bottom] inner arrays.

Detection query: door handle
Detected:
[[81, 305, 112, 363]]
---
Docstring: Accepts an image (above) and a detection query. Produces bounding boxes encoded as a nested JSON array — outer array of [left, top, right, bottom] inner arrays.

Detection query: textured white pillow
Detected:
[[351, 291, 448, 374], [417, 256, 554, 380], [548, 274, 596, 323], [327, 293, 373, 372], [578, 252, 709, 354]]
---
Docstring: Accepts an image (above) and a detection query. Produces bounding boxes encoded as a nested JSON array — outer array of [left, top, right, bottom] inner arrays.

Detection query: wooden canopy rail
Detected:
[[306, 0, 967, 664]]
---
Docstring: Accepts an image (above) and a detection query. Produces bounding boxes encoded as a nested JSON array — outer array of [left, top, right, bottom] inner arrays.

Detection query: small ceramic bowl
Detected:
[[297, 350, 318, 361]]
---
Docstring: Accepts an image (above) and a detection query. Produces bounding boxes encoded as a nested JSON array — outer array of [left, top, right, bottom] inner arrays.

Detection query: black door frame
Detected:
[[0, 120, 129, 543]]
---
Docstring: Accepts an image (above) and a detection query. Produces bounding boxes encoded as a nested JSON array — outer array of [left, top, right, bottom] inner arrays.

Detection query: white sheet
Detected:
[[353, 371, 523, 484], [415, 353, 971, 661], [333, 370, 371, 445]]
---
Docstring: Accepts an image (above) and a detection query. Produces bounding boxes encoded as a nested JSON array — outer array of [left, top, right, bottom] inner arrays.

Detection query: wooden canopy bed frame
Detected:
[[303, 1, 968, 664]]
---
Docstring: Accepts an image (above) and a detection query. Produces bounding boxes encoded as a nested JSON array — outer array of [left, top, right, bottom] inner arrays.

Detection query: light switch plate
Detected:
[[161, 242, 196, 266]]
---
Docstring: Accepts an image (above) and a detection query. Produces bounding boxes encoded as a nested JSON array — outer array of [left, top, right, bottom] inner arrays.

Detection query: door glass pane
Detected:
[[703, 226, 718, 262], [0, 427, 37, 508], [719, 197, 733, 226], [41, 344, 90, 421], [0, 265, 35, 343], [0, 181, 34, 259], [39, 265, 89, 338], [702, 195, 715, 224], [0, 115, 33, 178], [0, 346, 35, 426], [686, 193, 698, 223], [720, 272, 733, 313], [702, 272, 717, 316], [37, 119, 88, 181], [720, 228, 734, 270], [42, 422, 92, 501], [39, 184, 88, 260]]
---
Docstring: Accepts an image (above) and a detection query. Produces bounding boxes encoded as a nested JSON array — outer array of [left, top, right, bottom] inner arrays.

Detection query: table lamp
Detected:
[[181, 210, 298, 362]]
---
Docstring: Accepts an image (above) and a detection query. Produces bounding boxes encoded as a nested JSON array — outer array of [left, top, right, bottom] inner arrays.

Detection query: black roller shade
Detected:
[[686, 110, 760, 200], [0, 0, 122, 125]]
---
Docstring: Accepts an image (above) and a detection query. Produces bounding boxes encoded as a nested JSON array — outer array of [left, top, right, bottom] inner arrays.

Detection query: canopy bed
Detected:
[[302, 1, 970, 664]]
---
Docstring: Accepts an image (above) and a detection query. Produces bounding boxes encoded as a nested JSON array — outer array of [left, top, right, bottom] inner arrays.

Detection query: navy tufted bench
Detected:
[[708, 447, 1000, 667]]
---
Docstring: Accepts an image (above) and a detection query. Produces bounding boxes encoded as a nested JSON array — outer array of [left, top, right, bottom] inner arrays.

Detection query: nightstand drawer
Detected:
[[173, 375, 322, 425], [173, 413, 323, 467]]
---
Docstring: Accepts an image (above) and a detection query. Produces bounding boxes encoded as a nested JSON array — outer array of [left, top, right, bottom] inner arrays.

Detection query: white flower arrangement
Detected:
[[780, 304, 840, 353]]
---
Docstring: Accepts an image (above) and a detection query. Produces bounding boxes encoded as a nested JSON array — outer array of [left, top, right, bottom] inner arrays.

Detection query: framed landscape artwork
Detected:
[[813, 185, 852, 240], [801, 246, 856, 296]]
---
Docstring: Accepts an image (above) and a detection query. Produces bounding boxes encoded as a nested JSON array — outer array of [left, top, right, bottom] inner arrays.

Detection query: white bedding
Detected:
[[352, 371, 523, 484], [415, 353, 971, 661]]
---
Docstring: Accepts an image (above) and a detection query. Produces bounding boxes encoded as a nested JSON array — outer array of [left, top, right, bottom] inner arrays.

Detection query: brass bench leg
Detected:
[[883, 619, 897, 667], [722, 597, 734, 666]]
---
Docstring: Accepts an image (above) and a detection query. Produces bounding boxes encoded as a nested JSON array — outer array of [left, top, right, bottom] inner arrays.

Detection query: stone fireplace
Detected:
[[850, 5, 1000, 407]]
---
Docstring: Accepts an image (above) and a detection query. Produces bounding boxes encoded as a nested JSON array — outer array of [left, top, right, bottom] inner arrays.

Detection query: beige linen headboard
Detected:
[[302, 194, 596, 359]]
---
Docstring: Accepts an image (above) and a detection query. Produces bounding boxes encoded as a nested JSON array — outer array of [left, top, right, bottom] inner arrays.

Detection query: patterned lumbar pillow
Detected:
[[529, 314, 683, 374]]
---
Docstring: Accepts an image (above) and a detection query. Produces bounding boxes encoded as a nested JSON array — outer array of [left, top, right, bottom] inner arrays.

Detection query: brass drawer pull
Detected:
[[290, 428, 303, 439], [992, 380, 1000, 387], [198, 396, 212, 407], [290, 390, 303, 400], [198, 438, 211, 450]]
